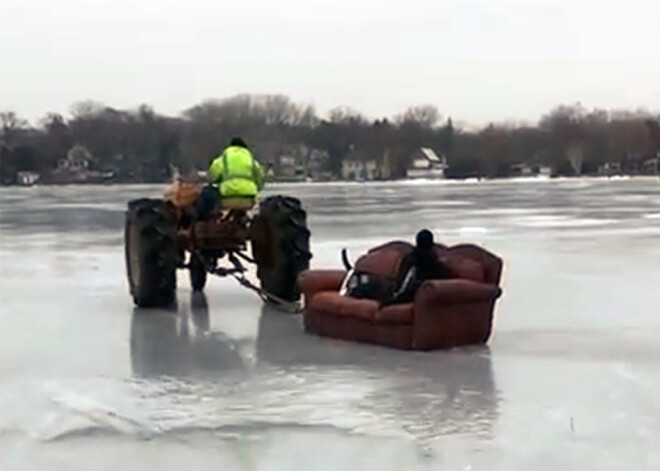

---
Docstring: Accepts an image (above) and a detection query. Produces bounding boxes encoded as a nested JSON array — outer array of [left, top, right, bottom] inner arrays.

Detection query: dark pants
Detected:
[[195, 185, 219, 220]]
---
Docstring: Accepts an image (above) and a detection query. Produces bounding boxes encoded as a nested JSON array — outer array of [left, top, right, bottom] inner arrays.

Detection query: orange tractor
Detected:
[[124, 177, 312, 309]]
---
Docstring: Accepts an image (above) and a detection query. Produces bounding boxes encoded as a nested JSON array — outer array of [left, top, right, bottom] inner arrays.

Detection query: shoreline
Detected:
[[1, 174, 659, 189]]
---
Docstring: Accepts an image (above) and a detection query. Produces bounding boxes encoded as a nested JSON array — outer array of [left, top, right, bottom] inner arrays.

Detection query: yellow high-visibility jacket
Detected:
[[208, 146, 264, 197]]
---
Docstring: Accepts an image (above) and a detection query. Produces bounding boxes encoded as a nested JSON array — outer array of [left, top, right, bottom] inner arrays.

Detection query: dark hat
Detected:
[[229, 137, 248, 149], [415, 229, 434, 249]]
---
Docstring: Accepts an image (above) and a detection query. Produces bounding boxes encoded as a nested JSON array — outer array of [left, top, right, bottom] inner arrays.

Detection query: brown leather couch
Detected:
[[297, 243, 503, 351]]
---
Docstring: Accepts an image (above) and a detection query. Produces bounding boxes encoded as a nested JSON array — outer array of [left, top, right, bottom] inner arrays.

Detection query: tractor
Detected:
[[124, 177, 312, 309]]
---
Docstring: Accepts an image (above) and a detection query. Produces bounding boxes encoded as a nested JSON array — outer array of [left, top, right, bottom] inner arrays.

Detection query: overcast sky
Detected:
[[1, 0, 659, 127]]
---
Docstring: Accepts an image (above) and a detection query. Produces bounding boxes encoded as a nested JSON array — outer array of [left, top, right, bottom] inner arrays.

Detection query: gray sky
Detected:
[[1, 0, 659, 127]]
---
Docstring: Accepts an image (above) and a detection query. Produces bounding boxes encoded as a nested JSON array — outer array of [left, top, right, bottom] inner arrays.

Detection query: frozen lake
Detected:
[[1, 177, 659, 470]]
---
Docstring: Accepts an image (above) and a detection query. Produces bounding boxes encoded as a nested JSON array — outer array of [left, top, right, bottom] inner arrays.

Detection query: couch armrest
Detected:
[[445, 244, 503, 286], [415, 279, 502, 306], [411, 279, 502, 350], [297, 269, 346, 302]]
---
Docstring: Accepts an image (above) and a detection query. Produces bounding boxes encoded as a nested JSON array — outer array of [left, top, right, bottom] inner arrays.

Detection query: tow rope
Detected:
[[194, 250, 303, 314], [227, 272, 303, 313]]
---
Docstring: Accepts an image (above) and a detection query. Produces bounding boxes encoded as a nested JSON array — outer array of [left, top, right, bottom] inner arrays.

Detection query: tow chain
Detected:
[[192, 249, 303, 314], [228, 272, 303, 313]]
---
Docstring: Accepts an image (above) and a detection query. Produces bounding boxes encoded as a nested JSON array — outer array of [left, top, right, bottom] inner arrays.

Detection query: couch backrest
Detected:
[[440, 244, 503, 286], [437, 251, 485, 283], [352, 241, 502, 288], [354, 241, 414, 281]]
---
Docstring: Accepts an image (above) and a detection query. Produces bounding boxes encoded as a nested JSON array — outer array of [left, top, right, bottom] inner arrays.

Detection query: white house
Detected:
[[342, 159, 378, 181], [17, 171, 40, 186], [58, 144, 93, 170], [538, 166, 553, 177], [510, 162, 534, 177], [406, 147, 448, 179], [598, 162, 622, 176]]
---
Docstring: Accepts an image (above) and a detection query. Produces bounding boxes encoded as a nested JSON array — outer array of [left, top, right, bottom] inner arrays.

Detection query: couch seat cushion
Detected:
[[309, 292, 379, 321], [376, 303, 415, 325]]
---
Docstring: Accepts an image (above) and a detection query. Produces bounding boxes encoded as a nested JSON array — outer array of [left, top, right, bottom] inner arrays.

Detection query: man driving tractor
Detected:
[[125, 136, 310, 308], [196, 137, 265, 219]]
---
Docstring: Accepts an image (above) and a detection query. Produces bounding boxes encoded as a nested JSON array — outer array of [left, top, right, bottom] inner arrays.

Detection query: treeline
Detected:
[[1, 94, 659, 184]]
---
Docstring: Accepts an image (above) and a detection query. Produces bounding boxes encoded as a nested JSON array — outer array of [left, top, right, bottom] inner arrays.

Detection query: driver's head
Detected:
[[415, 229, 434, 250], [230, 137, 249, 149]]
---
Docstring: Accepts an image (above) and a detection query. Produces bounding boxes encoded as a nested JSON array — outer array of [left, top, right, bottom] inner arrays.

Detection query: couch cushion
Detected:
[[355, 241, 413, 279], [441, 255, 485, 282], [310, 292, 379, 321], [446, 244, 503, 286], [376, 303, 415, 325]]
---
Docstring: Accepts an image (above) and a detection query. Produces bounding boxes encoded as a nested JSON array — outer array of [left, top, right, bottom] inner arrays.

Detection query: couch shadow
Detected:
[[129, 295, 500, 441]]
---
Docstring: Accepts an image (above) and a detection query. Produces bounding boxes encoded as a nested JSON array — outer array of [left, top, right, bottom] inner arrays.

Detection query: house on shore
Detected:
[[406, 147, 448, 179], [538, 165, 553, 177], [598, 162, 622, 176], [305, 148, 330, 180], [49, 145, 107, 184], [510, 162, 554, 178], [340, 146, 378, 181], [342, 159, 378, 181], [510, 162, 534, 177], [17, 171, 40, 186]]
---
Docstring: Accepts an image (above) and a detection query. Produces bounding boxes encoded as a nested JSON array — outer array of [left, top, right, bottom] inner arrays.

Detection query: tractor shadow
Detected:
[[129, 292, 248, 377], [130, 296, 501, 441]]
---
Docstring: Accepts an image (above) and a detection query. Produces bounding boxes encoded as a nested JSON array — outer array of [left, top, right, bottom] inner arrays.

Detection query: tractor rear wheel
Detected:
[[125, 198, 178, 308], [251, 195, 312, 303]]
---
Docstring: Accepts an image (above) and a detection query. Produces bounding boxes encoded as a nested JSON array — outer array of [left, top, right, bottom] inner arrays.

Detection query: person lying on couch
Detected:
[[340, 229, 454, 305]]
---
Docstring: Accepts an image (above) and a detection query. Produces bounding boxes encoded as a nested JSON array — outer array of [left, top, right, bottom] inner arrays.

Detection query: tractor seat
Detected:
[[221, 197, 255, 211]]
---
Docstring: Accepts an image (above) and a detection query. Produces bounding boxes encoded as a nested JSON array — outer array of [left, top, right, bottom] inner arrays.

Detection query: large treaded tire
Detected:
[[251, 195, 312, 303], [125, 198, 178, 308]]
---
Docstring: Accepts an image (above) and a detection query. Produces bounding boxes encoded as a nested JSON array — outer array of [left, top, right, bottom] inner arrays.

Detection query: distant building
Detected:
[[406, 147, 448, 179], [342, 159, 378, 181], [538, 166, 553, 177], [363, 160, 378, 180], [341, 145, 378, 181], [50, 144, 106, 184], [17, 171, 40, 186], [642, 156, 659, 175], [509, 162, 534, 177], [58, 144, 93, 170], [306, 148, 329, 180], [598, 162, 622, 176], [510, 162, 555, 178]]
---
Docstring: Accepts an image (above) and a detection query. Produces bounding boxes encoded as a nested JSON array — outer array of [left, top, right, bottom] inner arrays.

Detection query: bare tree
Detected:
[[328, 107, 366, 125], [566, 144, 585, 175], [69, 101, 106, 120], [395, 105, 441, 128], [0, 111, 28, 139]]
